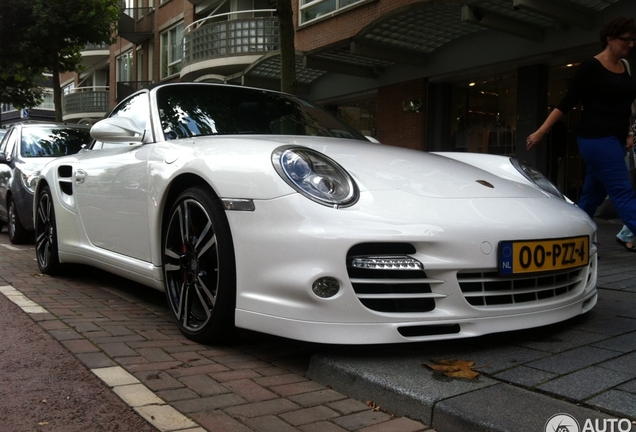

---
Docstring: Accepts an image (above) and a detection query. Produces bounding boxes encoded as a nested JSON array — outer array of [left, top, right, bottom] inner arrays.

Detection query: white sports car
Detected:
[[34, 83, 598, 345]]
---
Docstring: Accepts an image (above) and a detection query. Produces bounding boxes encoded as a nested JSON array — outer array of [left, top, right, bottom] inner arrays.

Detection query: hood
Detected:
[[258, 137, 547, 200]]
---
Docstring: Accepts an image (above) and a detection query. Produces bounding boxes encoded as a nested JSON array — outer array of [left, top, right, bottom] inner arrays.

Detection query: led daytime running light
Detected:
[[351, 256, 423, 270]]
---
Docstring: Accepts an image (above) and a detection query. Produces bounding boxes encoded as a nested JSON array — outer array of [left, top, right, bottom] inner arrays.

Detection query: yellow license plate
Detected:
[[499, 236, 589, 275]]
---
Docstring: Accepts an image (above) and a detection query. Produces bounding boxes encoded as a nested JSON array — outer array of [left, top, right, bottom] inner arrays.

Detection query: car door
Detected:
[[0, 128, 17, 222], [73, 92, 154, 262]]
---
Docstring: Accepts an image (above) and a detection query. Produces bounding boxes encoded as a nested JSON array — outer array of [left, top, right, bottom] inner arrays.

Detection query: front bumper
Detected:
[[227, 191, 598, 344]]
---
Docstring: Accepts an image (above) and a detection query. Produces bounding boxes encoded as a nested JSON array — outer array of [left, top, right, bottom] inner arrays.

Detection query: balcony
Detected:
[[62, 87, 110, 122], [119, 7, 154, 45], [80, 43, 110, 69], [180, 10, 279, 81]]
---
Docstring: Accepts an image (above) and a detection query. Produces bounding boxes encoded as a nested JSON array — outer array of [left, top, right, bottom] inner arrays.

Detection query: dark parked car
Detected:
[[0, 122, 91, 243]]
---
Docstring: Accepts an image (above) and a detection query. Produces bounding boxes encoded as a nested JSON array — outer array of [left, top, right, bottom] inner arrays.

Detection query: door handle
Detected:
[[75, 169, 86, 184]]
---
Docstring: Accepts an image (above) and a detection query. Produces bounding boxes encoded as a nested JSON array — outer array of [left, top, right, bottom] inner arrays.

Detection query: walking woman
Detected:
[[527, 17, 636, 242]]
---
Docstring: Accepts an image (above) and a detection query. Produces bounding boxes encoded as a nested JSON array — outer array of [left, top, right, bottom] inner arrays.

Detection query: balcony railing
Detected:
[[82, 43, 110, 51], [63, 87, 110, 118], [182, 10, 279, 67]]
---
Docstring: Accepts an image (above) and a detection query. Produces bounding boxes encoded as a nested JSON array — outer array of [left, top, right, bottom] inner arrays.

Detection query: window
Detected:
[[161, 23, 184, 79], [122, 0, 134, 18], [41, 91, 55, 110], [450, 73, 517, 156], [92, 92, 150, 149], [63, 83, 75, 95], [299, 0, 365, 24], [117, 51, 134, 83], [137, 49, 144, 81]]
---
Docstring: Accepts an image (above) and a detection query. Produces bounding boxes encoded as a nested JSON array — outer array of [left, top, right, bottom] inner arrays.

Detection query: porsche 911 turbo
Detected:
[[34, 83, 597, 344]]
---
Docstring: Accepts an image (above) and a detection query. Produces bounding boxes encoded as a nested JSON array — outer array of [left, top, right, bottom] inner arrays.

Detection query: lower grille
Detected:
[[347, 243, 439, 313], [458, 268, 584, 307]]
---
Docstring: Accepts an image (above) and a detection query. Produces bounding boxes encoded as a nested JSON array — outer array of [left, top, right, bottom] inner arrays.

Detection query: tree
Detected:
[[276, 0, 297, 94], [0, 0, 120, 121], [0, 0, 46, 111]]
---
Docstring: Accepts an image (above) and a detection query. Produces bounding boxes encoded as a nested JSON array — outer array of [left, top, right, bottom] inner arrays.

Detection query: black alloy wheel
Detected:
[[8, 198, 29, 244], [163, 186, 236, 344], [34, 186, 61, 274]]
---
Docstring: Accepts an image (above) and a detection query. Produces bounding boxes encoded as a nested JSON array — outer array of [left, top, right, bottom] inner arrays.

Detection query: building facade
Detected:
[[39, 0, 636, 201]]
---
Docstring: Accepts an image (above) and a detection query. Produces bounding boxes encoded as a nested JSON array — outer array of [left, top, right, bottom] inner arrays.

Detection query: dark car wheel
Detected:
[[8, 197, 29, 244], [163, 186, 237, 344], [34, 186, 61, 274]]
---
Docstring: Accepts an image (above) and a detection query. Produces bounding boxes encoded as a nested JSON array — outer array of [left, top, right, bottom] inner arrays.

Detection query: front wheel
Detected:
[[8, 198, 29, 244], [163, 187, 237, 344], [35, 186, 61, 274]]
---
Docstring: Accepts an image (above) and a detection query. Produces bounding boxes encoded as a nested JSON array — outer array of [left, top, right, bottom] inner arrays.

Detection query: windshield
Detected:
[[21, 126, 91, 158], [157, 85, 367, 141]]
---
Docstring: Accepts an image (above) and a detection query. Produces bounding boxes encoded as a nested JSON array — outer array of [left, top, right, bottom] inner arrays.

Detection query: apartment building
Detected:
[[26, 0, 636, 200]]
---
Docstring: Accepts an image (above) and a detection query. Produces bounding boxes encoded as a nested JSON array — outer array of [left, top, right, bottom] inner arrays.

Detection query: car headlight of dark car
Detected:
[[511, 158, 565, 200], [272, 146, 359, 208], [20, 169, 40, 193]]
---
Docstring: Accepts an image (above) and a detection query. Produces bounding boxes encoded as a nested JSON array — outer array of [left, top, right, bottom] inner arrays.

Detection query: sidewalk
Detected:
[[1, 218, 635, 432], [307, 217, 636, 431], [0, 230, 432, 432]]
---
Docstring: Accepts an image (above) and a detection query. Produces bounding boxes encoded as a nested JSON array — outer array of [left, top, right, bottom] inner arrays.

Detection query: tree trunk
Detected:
[[51, 52, 63, 122], [277, 0, 297, 94]]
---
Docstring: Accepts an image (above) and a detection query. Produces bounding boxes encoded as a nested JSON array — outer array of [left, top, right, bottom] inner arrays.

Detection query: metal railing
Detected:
[[63, 87, 110, 116], [82, 43, 110, 51], [182, 9, 279, 67]]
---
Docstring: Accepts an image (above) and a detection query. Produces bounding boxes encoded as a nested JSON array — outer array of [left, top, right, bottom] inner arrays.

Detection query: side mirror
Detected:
[[90, 117, 145, 143], [0, 153, 6, 164]]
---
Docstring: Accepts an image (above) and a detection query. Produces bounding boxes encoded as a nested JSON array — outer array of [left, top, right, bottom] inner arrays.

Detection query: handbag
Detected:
[[623, 59, 636, 189]]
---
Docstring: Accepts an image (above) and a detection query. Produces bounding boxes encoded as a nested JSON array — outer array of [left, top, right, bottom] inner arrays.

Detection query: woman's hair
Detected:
[[599, 17, 636, 49]]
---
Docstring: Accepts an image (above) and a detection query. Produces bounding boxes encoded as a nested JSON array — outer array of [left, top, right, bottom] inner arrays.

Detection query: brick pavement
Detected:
[[0, 233, 433, 432]]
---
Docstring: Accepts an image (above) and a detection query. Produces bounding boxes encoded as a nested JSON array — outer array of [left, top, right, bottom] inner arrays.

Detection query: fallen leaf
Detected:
[[366, 400, 392, 415], [423, 359, 480, 380], [38, 422, 49, 426]]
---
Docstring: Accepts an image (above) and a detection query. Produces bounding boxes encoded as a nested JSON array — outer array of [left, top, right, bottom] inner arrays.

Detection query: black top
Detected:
[[557, 58, 636, 143]]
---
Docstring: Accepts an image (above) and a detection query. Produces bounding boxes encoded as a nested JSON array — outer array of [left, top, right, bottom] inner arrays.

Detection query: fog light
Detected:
[[350, 256, 423, 270], [312, 277, 340, 298]]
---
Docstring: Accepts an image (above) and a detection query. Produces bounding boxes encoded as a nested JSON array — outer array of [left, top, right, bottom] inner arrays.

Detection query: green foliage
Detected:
[[0, 0, 120, 109]]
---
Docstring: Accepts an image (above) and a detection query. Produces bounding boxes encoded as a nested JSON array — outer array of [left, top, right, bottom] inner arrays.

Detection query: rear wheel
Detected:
[[8, 198, 29, 244], [162, 186, 236, 344], [34, 186, 61, 274]]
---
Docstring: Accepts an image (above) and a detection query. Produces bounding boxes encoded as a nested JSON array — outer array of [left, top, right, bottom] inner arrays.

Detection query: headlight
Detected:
[[272, 146, 359, 208], [510, 158, 565, 200], [20, 169, 40, 193]]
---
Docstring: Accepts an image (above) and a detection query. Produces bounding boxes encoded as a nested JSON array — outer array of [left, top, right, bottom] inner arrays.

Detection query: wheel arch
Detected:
[[156, 173, 236, 265], [161, 173, 221, 231]]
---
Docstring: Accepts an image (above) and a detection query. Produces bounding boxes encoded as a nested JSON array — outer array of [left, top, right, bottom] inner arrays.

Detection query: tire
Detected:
[[34, 186, 61, 274], [8, 197, 29, 244], [163, 186, 237, 344]]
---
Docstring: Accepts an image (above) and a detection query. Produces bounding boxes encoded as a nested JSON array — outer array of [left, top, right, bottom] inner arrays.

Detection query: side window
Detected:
[[0, 130, 8, 154], [110, 92, 150, 131], [1, 129, 17, 160], [94, 92, 151, 149]]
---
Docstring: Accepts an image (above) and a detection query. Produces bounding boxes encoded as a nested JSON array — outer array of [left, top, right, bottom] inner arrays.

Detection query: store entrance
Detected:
[[449, 64, 585, 202]]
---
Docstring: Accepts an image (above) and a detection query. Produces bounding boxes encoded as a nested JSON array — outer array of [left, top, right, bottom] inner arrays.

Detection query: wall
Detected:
[[376, 78, 426, 150]]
